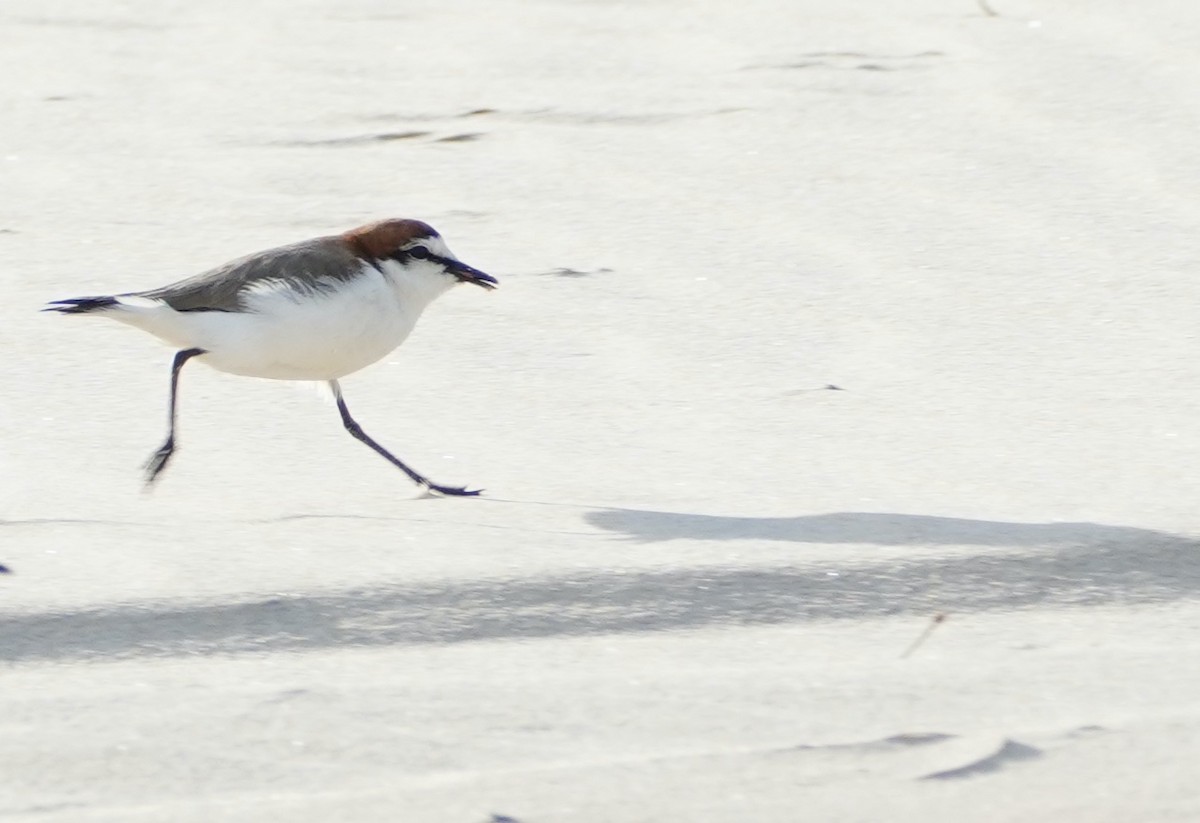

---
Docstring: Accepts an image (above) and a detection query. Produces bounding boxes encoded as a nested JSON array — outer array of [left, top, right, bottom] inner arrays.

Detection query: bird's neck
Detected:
[[377, 259, 456, 309]]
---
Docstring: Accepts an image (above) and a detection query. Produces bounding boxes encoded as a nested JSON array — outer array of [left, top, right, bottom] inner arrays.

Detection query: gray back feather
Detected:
[[136, 237, 368, 312]]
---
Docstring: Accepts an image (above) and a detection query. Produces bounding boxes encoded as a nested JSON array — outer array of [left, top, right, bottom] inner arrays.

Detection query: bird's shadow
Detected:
[[2, 508, 1197, 664], [582, 508, 1179, 549]]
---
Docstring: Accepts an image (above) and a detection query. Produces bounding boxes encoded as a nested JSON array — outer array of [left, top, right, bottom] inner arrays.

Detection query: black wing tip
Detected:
[[43, 296, 119, 314]]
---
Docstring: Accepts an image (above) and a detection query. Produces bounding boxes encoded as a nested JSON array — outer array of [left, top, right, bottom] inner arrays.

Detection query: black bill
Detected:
[[447, 259, 498, 290]]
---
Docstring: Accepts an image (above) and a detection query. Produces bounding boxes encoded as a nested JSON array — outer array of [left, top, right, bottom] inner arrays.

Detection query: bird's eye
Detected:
[[407, 246, 430, 260]]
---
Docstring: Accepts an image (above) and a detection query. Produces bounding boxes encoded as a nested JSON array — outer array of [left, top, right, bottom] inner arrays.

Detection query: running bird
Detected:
[[45, 218, 498, 496]]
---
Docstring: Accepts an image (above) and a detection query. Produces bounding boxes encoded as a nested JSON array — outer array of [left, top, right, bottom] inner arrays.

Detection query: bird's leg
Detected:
[[328, 380, 481, 497], [144, 348, 206, 487]]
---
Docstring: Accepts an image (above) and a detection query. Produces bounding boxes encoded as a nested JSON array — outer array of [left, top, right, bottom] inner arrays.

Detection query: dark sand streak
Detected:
[[2, 513, 1197, 663]]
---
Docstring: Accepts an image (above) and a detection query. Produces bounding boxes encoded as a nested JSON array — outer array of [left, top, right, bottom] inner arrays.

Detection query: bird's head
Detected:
[[343, 218, 498, 290]]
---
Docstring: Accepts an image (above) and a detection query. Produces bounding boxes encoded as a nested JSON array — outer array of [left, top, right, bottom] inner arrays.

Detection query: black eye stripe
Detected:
[[391, 246, 451, 268]]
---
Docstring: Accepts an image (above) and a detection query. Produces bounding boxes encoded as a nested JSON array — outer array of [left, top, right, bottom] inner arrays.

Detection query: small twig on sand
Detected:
[[977, 0, 999, 16], [900, 613, 948, 658]]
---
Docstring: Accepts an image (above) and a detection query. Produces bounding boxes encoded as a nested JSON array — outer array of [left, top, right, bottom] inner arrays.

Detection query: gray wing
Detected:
[[135, 237, 369, 312]]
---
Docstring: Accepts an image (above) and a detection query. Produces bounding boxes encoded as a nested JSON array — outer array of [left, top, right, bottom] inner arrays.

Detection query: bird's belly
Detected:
[[191, 276, 419, 380]]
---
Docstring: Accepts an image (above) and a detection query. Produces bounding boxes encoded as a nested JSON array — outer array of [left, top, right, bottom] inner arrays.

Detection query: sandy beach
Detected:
[[3, 0, 1200, 819]]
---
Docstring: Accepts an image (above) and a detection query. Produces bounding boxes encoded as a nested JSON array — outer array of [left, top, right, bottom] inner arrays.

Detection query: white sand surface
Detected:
[[3, 0, 1200, 819]]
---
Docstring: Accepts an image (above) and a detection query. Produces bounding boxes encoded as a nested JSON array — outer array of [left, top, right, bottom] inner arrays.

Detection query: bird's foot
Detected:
[[420, 481, 483, 498], [142, 442, 175, 487]]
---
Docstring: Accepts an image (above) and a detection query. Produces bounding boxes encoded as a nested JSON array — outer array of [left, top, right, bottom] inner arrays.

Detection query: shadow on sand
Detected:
[[2, 510, 1197, 664], [583, 509, 1192, 548]]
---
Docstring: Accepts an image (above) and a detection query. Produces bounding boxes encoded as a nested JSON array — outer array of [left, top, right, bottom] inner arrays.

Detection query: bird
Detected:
[[45, 218, 497, 496]]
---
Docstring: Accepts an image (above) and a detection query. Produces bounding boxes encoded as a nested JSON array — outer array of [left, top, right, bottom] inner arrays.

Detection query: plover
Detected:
[[46, 218, 497, 496]]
